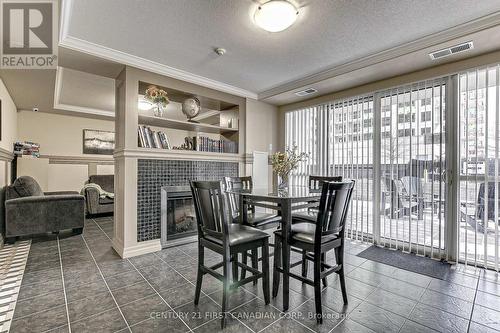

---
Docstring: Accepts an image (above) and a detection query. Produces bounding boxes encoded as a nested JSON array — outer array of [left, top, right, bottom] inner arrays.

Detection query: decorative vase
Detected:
[[154, 104, 165, 118], [278, 174, 289, 192]]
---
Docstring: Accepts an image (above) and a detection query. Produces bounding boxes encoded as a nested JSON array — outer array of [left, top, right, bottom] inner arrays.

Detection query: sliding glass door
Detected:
[[378, 82, 448, 258], [458, 67, 500, 269], [285, 68, 500, 269]]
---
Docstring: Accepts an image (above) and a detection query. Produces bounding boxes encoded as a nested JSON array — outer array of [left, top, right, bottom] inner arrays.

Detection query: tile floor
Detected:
[[9, 217, 500, 333], [0, 240, 30, 332]]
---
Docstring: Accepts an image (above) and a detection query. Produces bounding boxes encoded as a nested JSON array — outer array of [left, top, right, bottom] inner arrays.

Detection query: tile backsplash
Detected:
[[137, 159, 239, 242]]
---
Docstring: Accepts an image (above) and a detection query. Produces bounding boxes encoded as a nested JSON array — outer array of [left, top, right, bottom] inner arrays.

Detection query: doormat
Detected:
[[357, 245, 452, 280]]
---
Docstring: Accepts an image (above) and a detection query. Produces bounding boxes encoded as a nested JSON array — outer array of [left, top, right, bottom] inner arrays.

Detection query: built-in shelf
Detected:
[[138, 114, 238, 134]]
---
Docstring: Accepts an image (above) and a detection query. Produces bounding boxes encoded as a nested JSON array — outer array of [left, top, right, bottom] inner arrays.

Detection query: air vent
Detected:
[[295, 88, 317, 97], [429, 41, 473, 60]]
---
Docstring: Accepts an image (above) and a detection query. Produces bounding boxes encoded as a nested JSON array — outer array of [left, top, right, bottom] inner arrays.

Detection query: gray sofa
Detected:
[[83, 175, 114, 216], [3, 176, 85, 243]]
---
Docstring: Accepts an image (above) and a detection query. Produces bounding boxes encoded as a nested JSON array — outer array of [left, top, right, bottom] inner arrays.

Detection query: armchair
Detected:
[[4, 176, 85, 243], [83, 175, 114, 216]]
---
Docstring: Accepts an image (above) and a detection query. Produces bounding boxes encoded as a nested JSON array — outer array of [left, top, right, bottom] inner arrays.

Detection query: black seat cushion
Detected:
[[274, 221, 339, 244], [205, 224, 270, 246], [233, 212, 281, 228]]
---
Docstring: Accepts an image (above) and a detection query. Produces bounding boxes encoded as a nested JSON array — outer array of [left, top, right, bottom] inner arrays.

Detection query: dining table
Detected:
[[231, 185, 322, 311]]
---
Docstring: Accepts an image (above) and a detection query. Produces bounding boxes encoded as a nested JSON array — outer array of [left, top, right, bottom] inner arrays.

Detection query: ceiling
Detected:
[[3, 0, 500, 116], [62, 0, 500, 99]]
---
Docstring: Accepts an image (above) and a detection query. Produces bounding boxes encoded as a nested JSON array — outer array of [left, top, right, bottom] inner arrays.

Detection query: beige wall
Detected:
[[245, 98, 279, 154], [18, 111, 114, 155], [245, 98, 278, 188], [0, 78, 17, 188], [0, 79, 18, 152], [0, 78, 17, 246], [17, 111, 114, 191]]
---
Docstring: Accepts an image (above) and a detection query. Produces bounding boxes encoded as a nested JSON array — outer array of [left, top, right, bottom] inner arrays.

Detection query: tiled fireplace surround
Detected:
[[137, 159, 239, 242]]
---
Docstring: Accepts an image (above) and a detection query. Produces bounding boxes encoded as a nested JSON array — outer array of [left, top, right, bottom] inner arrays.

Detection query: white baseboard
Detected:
[[112, 238, 162, 258]]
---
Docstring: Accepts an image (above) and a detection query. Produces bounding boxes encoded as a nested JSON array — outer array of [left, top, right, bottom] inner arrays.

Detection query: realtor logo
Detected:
[[1, 0, 57, 68]]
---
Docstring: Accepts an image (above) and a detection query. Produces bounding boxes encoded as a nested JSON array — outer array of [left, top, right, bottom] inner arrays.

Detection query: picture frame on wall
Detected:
[[82, 129, 115, 155]]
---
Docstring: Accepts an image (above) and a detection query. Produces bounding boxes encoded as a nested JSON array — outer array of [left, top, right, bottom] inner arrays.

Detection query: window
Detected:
[[421, 127, 432, 135], [421, 111, 432, 122], [285, 70, 500, 269]]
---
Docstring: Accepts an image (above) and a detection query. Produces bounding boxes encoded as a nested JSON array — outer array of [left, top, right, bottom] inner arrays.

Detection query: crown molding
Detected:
[[59, 0, 73, 43], [58, 37, 258, 100], [59, 35, 258, 99], [258, 11, 500, 100]]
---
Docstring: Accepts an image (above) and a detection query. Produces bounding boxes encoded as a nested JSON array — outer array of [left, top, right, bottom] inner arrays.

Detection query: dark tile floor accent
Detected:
[[9, 217, 500, 333]]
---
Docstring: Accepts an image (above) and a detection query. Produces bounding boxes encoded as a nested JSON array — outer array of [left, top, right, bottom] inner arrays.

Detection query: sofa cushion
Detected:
[[88, 175, 114, 193], [7, 176, 44, 199]]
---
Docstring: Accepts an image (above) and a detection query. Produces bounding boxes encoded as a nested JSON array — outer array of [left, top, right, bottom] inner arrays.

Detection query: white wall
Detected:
[[17, 111, 114, 191]]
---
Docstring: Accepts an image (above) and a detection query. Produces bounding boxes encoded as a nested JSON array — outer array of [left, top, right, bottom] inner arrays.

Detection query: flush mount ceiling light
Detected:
[[254, 0, 298, 32]]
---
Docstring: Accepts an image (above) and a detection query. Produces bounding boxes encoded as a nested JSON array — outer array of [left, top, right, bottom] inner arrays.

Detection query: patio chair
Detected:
[[461, 182, 500, 233], [477, 182, 500, 223]]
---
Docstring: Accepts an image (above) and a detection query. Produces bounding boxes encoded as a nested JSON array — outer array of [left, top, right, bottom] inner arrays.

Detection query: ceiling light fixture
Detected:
[[254, 0, 298, 32]]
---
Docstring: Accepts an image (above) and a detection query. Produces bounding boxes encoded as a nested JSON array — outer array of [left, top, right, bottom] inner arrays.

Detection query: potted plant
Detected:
[[144, 86, 170, 117], [271, 145, 309, 191]]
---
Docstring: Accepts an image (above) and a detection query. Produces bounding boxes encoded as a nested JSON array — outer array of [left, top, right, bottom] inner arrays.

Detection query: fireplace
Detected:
[[161, 186, 197, 248]]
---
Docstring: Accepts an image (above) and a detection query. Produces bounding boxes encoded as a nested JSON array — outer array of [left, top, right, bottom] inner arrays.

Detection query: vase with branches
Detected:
[[271, 145, 309, 191]]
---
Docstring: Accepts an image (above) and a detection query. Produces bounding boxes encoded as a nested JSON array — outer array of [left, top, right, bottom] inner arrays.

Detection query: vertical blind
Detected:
[[378, 81, 448, 259], [285, 105, 329, 187], [329, 97, 374, 241], [285, 95, 374, 242], [285, 68, 500, 269]]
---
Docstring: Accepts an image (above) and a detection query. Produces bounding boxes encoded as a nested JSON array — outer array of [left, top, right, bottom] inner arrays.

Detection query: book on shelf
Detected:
[[193, 135, 238, 154], [13, 141, 40, 157], [137, 125, 170, 149]]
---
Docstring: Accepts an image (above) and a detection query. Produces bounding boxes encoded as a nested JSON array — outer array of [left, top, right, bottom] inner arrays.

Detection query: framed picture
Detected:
[[0, 99, 2, 141], [82, 129, 115, 155]]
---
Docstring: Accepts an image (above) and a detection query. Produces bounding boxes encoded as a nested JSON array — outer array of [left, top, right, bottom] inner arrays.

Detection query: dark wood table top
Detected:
[[228, 185, 321, 202]]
